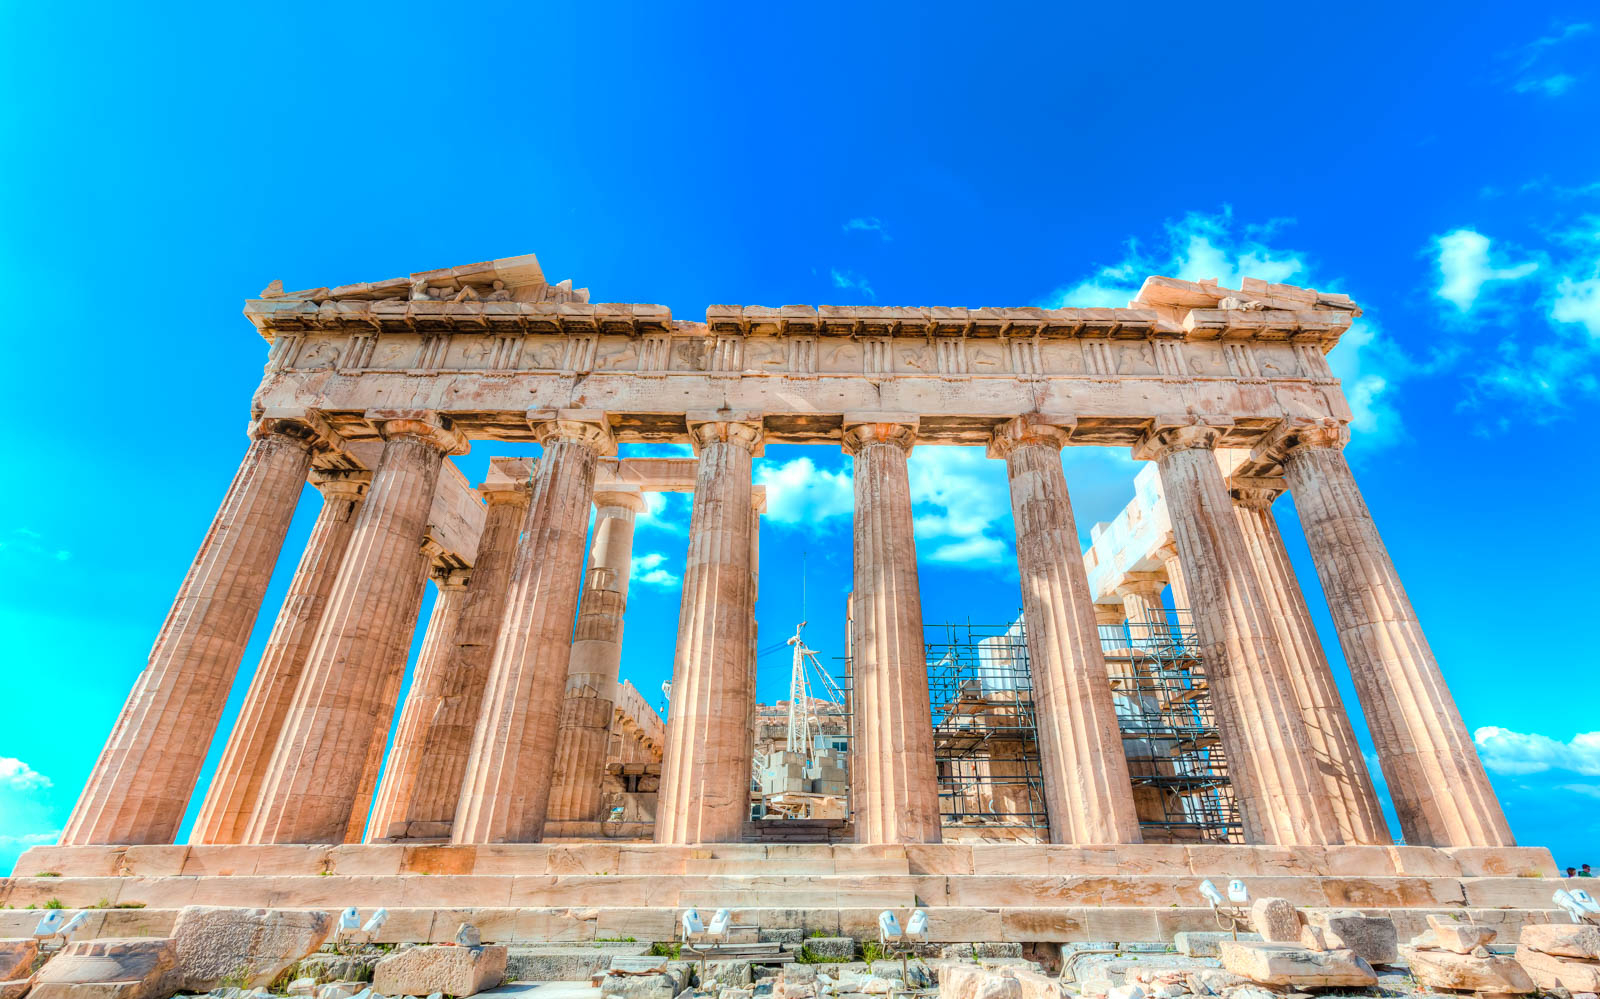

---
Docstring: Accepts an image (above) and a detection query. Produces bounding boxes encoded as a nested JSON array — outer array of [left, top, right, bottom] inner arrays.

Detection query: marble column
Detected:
[[453, 416, 611, 844], [191, 469, 370, 845], [1157, 542, 1191, 614], [548, 488, 645, 824], [343, 547, 437, 843], [1133, 424, 1338, 845], [655, 419, 761, 845], [992, 416, 1141, 845], [844, 419, 942, 844], [1227, 476, 1388, 845], [1270, 419, 1512, 847], [248, 413, 467, 844], [1093, 603, 1128, 654], [393, 475, 530, 839], [1116, 572, 1170, 644], [365, 566, 471, 842], [64, 416, 321, 846]]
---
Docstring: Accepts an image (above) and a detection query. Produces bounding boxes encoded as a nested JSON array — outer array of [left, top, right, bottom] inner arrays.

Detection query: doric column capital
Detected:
[[842, 414, 918, 456], [593, 487, 648, 514], [310, 468, 372, 504], [1255, 417, 1350, 464], [1229, 475, 1287, 509], [986, 414, 1074, 458], [685, 413, 764, 456], [1092, 603, 1127, 627], [1132, 422, 1225, 462], [420, 537, 448, 563], [1114, 570, 1168, 600], [368, 410, 470, 455], [528, 409, 615, 455], [250, 407, 344, 454], [434, 567, 472, 592]]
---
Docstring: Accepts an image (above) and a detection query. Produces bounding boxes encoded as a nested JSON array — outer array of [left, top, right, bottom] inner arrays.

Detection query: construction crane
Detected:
[[784, 621, 844, 756]]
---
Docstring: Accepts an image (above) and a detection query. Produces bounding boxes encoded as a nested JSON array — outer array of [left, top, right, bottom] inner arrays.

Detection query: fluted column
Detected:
[[365, 567, 471, 842], [992, 416, 1140, 844], [1093, 603, 1129, 655], [248, 413, 468, 844], [1134, 424, 1338, 845], [1268, 419, 1512, 847], [548, 489, 645, 824], [844, 418, 941, 844], [1157, 542, 1191, 614], [64, 415, 323, 846], [1116, 572, 1169, 646], [1226, 476, 1388, 844], [453, 415, 612, 844], [192, 469, 370, 844], [655, 418, 761, 844]]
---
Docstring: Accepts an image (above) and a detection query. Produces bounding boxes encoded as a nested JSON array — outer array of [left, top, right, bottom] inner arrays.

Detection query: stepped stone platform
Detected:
[[3, 844, 1569, 947]]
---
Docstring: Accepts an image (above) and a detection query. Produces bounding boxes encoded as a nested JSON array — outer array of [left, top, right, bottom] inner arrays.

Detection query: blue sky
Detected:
[[3, 2, 1599, 871]]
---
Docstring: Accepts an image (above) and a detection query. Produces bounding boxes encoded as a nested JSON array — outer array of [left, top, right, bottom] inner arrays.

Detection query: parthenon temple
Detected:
[[9, 251, 1562, 947]]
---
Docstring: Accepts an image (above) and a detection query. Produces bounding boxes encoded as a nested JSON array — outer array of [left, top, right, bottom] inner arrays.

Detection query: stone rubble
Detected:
[[1401, 917, 1535, 995], [1515, 922, 1600, 992]]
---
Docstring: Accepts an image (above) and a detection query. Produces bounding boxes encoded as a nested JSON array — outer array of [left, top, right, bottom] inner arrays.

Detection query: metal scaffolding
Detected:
[[1102, 611, 1243, 843]]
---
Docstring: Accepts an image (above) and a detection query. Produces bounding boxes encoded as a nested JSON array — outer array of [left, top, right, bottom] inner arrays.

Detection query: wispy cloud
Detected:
[[630, 552, 680, 588], [1432, 229, 1540, 312], [1044, 208, 1409, 444], [0, 528, 71, 565], [0, 757, 51, 791], [842, 217, 890, 241], [1503, 21, 1591, 96], [756, 457, 854, 526], [1474, 726, 1600, 776], [830, 268, 876, 302], [0, 830, 60, 846]]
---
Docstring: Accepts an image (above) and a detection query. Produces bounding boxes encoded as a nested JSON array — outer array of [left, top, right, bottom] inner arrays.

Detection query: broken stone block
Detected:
[[0, 940, 37, 981], [1402, 946, 1534, 994], [314, 983, 363, 999], [802, 937, 854, 961], [1426, 914, 1498, 955], [1184, 968, 1247, 996], [1217, 941, 1377, 987], [455, 923, 481, 948], [1173, 932, 1262, 958], [781, 966, 817, 984], [285, 978, 316, 996], [602, 967, 690, 999], [1513, 946, 1600, 993], [1298, 925, 1327, 952], [1249, 898, 1302, 943], [1, 980, 33, 999], [29, 937, 178, 999], [171, 906, 334, 991], [1520, 923, 1600, 960], [1308, 910, 1399, 965], [372, 945, 508, 999]]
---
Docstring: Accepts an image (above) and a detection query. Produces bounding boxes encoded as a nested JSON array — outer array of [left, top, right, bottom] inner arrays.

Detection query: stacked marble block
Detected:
[[1217, 897, 1393, 989]]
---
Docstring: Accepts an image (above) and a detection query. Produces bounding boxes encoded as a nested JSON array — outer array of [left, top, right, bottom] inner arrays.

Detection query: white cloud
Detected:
[[842, 217, 890, 241], [1433, 229, 1540, 311], [756, 457, 854, 525], [0, 528, 71, 564], [630, 552, 680, 588], [1514, 74, 1578, 97], [1559, 784, 1600, 800], [830, 268, 876, 302], [907, 446, 1012, 566], [0, 758, 51, 791], [0, 830, 60, 846], [1553, 269, 1600, 338], [1473, 726, 1600, 776], [1044, 208, 1406, 444]]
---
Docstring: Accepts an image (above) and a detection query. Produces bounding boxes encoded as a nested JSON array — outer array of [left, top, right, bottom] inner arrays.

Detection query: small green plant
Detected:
[[35, 871, 61, 878], [114, 902, 147, 909], [217, 964, 253, 991], [648, 941, 682, 959], [809, 929, 828, 938], [861, 941, 886, 968], [44, 899, 65, 910], [318, 870, 334, 877], [91, 897, 113, 909], [595, 936, 636, 943], [797, 944, 852, 965]]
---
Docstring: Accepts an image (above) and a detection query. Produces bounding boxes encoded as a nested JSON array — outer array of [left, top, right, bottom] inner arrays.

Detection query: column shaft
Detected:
[[1137, 426, 1338, 845], [248, 416, 465, 844], [1276, 425, 1512, 846], [845, 421, 942, 844], [1230, 482, 1389, 844], [397, 482, 530, 838], [191, 470, 368, 844], [453, 419, 608, 843], [64, 420, 317, 846], [655, 421, 760, 844], [549, 490, 644, 824], [365, 568, 470, 841], [994, 418, 1141, 844]]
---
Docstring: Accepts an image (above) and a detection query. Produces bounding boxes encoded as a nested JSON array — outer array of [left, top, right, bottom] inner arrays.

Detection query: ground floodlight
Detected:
[[33, 911, 64, 938], [337, 907, 361, 933], [362, 908, 389, 935], [1574, 889, 1600, 915], [906, 909, 929, 938], [58, 912, 90, 938], [681, 908, 704, 937], [1199, 879, 1224, 907], [1227, 879, 1249, 904], [1554, 889, 1587, 923], [709, 908, 732, 936], [878, 909, 902, 942]]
